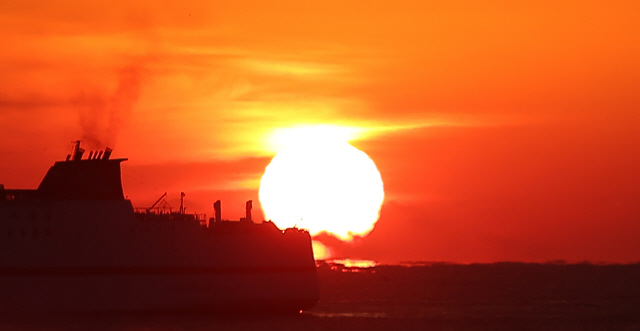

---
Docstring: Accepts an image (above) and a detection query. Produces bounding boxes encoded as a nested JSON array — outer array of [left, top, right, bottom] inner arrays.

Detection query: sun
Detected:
[[259, 127, 384, 241]]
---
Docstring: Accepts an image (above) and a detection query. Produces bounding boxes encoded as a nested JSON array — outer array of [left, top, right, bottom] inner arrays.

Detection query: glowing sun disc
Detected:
[[259, 140, 384, 241]]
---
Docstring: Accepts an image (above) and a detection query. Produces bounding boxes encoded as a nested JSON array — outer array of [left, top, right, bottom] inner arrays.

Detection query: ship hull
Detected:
[[0, 268, 318, 313], [0, 200, 320, 313]]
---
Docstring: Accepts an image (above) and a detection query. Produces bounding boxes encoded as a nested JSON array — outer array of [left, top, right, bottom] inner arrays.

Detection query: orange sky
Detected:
[[1, 1, 639, 263]]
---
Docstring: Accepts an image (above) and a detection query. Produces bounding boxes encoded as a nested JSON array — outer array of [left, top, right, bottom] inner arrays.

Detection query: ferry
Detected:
[[0, 141, 319, 313]]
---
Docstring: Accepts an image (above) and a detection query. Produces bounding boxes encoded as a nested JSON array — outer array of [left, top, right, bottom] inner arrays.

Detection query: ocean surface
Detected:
[[2, 263, 640, 330]]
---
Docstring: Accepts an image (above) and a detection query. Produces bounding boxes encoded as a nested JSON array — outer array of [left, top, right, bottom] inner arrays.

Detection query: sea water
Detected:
[[2, 263, 639, 330]]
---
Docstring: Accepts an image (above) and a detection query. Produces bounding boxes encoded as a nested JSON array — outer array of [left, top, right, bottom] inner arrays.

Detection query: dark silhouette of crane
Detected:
[[146, 192, 168, 213]]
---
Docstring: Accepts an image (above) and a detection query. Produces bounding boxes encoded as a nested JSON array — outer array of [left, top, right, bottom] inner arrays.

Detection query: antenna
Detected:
[[180, 192, 186, 214]]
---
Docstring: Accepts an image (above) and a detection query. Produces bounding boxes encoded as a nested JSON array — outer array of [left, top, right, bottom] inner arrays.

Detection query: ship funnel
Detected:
[[214, 200, 221, 222], [72, 141, 84, 161], [245, 200, 253, 222], [103, 147, 113, 160]]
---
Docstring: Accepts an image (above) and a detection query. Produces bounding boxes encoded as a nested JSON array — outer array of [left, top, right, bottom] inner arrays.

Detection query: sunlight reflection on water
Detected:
[[328, 259, 378, 268]]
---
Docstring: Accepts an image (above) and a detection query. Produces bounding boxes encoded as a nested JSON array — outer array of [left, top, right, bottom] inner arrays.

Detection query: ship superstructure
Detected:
[[0, 141, 319, 312]]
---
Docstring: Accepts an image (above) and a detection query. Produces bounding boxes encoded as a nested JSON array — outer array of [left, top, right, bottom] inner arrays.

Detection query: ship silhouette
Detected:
[[0, 141, 319, 313]]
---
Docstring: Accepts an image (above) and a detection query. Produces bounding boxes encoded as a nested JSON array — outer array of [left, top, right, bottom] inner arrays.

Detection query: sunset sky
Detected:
[[1, 1, 639, 263]]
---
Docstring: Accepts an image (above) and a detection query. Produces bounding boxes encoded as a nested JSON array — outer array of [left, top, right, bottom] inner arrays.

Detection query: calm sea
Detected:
[[2, 263, 640, 330]]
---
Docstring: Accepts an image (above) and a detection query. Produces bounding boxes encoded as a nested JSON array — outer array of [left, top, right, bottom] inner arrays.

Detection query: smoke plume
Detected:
[[75, 66, 142, 149]]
